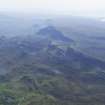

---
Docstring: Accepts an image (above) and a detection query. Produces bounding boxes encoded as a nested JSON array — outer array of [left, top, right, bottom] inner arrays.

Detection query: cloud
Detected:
[[0, 0, 105, 16]]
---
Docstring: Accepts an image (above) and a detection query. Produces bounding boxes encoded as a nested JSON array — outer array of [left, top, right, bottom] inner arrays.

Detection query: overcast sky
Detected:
[[0, 0, 105, 17]]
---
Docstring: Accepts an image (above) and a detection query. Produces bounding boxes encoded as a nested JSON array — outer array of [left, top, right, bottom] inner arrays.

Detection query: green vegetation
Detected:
[[0, 82, 60, 105], [0, 21, 105, 105]]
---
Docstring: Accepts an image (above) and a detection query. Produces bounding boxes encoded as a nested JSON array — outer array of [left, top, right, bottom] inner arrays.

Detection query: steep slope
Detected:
[[52, 17, 105, 61]]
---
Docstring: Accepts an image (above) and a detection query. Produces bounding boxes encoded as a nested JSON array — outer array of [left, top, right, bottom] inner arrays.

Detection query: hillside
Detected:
[[0, 15, 105, 105]]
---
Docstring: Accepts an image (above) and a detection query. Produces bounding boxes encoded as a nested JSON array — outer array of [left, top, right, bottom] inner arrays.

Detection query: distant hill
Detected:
[[37, 26, 74, 43], [0, 14, 105, 105]]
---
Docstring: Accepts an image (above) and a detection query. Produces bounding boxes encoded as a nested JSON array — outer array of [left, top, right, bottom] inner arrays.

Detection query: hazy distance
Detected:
[[0, 0, 105, 17]]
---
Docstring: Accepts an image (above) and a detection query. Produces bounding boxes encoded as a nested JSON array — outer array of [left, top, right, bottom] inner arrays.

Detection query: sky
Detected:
[[0, 0, 105, 17]]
